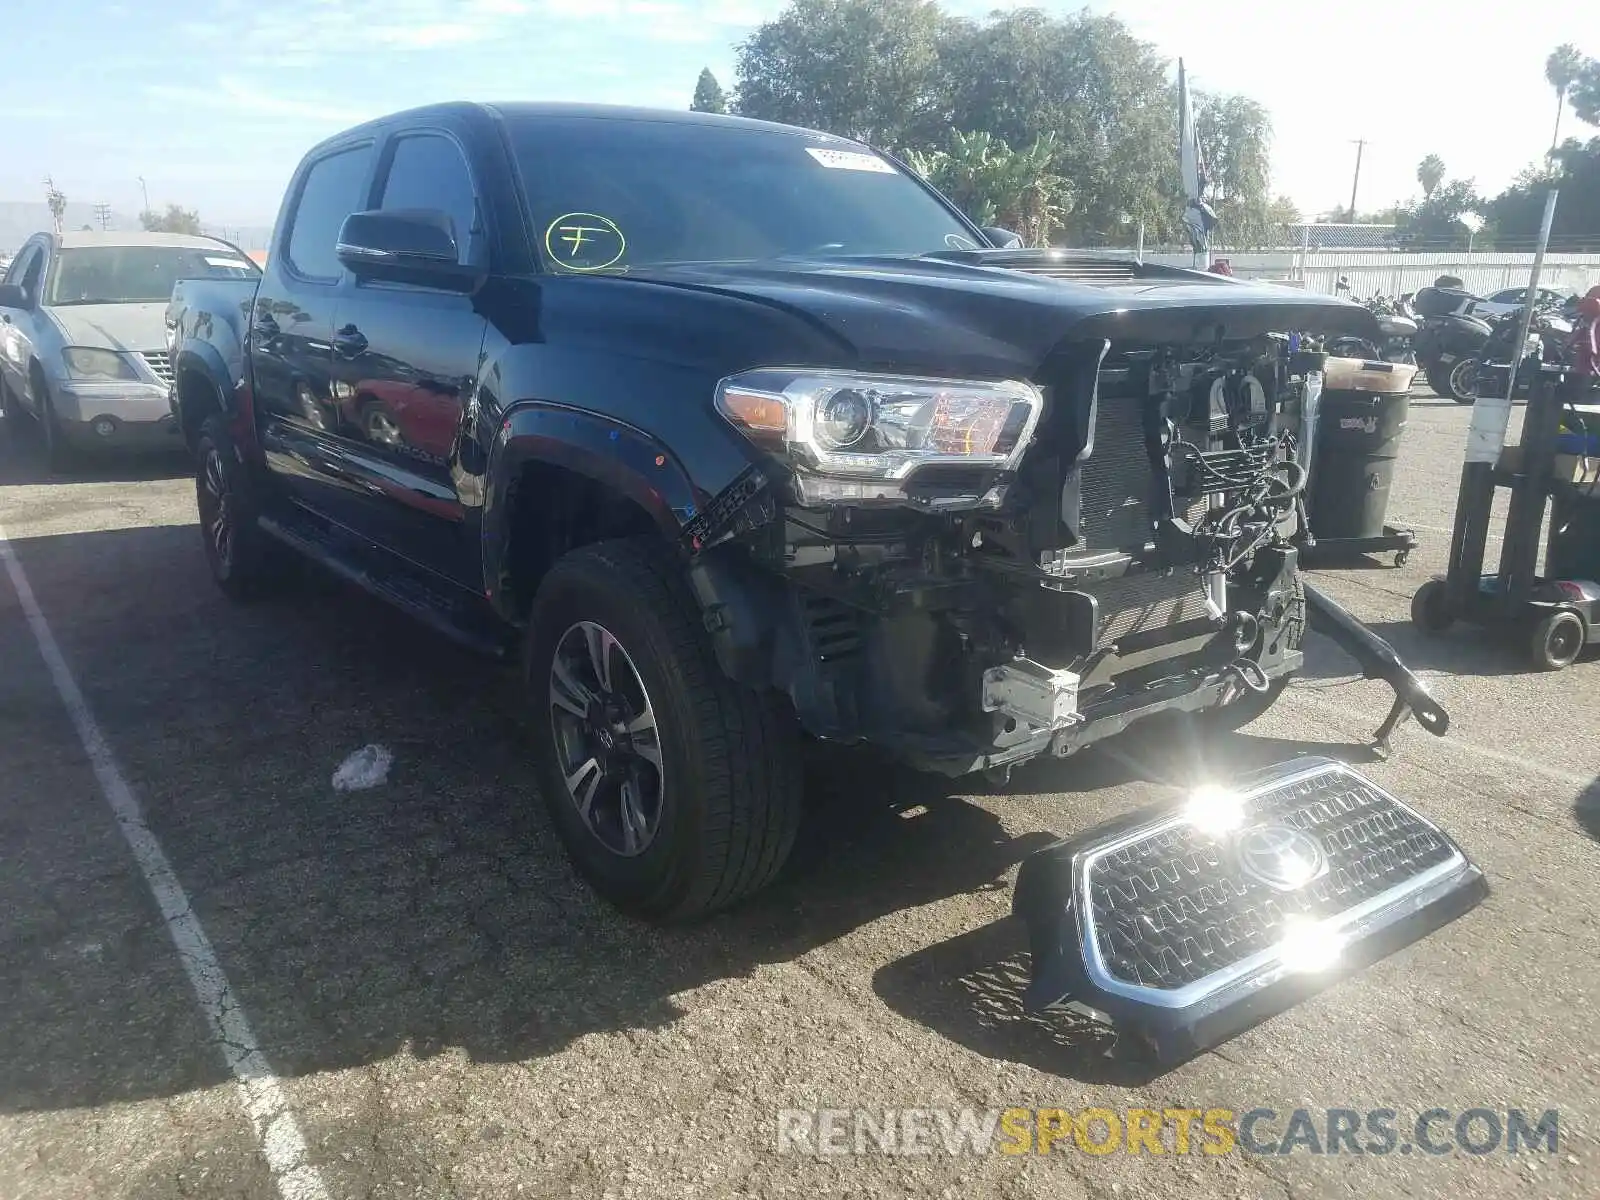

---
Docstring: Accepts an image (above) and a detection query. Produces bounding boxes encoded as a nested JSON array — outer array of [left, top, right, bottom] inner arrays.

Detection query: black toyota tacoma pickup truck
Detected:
[[167, 102, 1394, 920]]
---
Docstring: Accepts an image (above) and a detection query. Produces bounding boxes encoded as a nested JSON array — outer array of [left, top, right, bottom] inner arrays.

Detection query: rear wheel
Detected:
[[1529, 609, 1585, 672], [525, 536, 803, 921], [195, 413, 278, 600], [1202, 570, 1305, 731]]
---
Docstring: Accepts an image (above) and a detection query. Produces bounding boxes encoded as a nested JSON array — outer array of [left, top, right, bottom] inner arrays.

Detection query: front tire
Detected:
[[195, 413, 278, 600], [525, 536, 803, 921], [32, 369, 78, 473], [1410, 579, 1454, 633]]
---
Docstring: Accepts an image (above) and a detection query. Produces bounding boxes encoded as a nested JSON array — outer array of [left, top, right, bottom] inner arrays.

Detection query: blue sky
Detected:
[[1, 0, 1584, 238]]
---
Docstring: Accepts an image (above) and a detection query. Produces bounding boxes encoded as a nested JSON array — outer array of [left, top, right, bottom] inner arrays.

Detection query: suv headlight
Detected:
[[716, 368, 1042, 503], [61, 347, 139, 382]]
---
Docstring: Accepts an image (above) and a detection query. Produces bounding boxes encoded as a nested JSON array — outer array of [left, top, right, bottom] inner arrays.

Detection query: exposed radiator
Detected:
[[1091, 568, 1211, 648], [1078, 392, 1154, 552]]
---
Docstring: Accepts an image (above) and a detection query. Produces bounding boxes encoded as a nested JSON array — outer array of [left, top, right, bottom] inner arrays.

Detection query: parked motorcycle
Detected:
[[1465, 308, 1576, 400], [1415, 310, 1494, 402], [1326, 293, 1419, 364]]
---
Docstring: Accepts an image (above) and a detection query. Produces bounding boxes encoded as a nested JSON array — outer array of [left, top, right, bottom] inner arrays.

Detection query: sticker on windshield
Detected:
[[805, 148, 897, 174], [205, 255, 251, 269], [544, 212, 626, 271]]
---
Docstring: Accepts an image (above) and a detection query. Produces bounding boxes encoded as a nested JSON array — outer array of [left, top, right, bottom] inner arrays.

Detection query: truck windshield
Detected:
[[47, 246, 260, 306], [505, 116, 980, 272]]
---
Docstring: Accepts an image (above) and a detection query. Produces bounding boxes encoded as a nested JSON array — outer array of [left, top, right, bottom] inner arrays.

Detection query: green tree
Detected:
[[1417, 154, 1445, 199], [691, 68, 728, 114], [1484, 53, 1600, 246], [1195, 93, 1274, 247], [1546, 44, 1586, 150], [734, 0, 951, 147], [937, 8, 1179, 244], [1573, 58, 1600, 127], [1399, 179, 1482, 248], [140, 204, 202, 235], [904, 129, 1072, 245]]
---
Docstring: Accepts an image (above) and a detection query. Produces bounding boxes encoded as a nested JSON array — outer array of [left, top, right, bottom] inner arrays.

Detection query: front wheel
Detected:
[[525, 536, 803, 921], [31, 370, 79, 473], [1445, 357, 1480, 404], [1410, 579, 1454, 633], [1529, 609, 1585, 672]]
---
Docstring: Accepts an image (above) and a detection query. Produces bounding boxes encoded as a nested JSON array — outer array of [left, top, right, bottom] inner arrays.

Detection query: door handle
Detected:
[[332, 325, 368, 359]]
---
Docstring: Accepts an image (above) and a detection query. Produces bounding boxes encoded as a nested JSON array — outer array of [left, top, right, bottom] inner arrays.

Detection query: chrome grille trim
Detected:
[[1073, 759, 1467, 1009], [138, 351, 174, 384]]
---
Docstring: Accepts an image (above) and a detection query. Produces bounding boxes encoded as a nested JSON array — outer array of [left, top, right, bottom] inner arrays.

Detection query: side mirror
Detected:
[[336, 209, 483, 292], [0, 282, 32, 309], [980, 226, 1024, 250]]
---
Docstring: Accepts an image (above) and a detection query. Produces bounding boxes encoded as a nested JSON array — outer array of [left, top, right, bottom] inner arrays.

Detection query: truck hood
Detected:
[[632, 250, 1378, 378], [47, 302, 169, 354]]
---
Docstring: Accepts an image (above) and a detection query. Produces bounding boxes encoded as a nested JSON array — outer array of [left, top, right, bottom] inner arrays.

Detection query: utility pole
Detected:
[[1348, 139, 1367, 221], [93, 202, 112, 230], [138, 176, 151, 214], [43, 176, 67, 235]]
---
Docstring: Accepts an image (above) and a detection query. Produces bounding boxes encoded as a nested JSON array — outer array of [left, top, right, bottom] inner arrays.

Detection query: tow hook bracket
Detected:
[[982, 658, 1081, 732], [1013, 757, 1487, 1065]]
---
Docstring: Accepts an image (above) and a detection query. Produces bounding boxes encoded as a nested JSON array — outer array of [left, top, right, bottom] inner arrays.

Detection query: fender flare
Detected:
[[482, 402, 704, 618], [173, 342, 238, 420]]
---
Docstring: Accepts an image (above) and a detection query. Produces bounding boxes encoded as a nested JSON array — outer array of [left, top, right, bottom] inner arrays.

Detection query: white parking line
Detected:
[[0, 525, 331, 1200]]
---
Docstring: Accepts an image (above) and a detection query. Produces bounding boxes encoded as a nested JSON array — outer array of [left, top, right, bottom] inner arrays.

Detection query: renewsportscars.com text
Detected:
[[776, 1107, 1560, 1157]]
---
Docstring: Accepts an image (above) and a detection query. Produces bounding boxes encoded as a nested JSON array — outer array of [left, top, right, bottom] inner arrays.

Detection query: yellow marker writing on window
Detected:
[[543, 212, 626, 271]]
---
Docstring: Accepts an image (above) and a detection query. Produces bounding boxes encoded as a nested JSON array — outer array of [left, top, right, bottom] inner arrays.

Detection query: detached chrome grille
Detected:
[[138, 351, 174, 385], [1083, 764, 1462, 994]]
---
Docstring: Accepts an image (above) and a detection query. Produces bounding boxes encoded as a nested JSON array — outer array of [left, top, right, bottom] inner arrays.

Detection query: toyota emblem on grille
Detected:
[[1236, 824, 1326, 891]]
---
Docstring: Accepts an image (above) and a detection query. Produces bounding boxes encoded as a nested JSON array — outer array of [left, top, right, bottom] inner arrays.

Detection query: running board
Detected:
[[258, 513, 510, 659], [1303, 580, 1448, 756], [1013, 757, 1486, 1066]]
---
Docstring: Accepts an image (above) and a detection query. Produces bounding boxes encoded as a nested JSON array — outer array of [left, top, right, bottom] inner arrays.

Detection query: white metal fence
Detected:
[[1113, 249, 1600, 298]]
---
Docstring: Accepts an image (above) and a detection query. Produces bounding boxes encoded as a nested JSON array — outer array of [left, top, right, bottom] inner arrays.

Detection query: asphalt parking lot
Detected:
[[1, 391, 1597, 1200]]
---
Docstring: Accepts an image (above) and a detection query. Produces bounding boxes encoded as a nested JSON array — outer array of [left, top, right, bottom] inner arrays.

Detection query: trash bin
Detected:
[[1309, 386, 1412, 541]]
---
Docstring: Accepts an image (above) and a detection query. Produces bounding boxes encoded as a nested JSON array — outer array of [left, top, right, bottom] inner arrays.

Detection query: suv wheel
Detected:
[[195, 413, 278, 600], [525, 536, 802, 920]]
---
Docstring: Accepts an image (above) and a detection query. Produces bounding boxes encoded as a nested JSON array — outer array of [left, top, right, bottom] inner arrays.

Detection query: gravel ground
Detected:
[[0, 390, 1596, 1200]]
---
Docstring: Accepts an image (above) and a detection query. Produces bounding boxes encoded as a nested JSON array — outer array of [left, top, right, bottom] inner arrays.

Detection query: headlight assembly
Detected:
[[715, 369, 1042, 502], [61, 347, 139, 382]]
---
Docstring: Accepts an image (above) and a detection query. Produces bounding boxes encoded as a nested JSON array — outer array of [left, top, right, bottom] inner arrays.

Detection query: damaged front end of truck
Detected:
[[688, 272, 1440, 779]]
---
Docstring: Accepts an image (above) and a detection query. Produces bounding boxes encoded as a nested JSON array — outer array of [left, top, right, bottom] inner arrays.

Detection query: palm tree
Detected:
[[1546, 44, 1585, 150], [1416, 155, 1445, 199]]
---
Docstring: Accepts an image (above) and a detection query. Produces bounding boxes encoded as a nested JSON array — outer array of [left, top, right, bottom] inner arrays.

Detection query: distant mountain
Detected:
[[0, 201, 272, 254]]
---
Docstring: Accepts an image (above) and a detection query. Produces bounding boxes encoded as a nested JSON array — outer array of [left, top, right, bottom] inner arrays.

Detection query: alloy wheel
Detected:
[[548, 620, 665, 858], [199, 446, 234, 571]]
